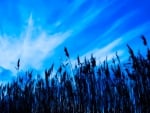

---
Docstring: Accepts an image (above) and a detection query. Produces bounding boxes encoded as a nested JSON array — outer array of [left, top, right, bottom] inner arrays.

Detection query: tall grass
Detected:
[[0, 36, 150, 113]]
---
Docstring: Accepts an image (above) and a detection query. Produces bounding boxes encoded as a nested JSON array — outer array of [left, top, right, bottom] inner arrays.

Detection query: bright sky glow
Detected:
[[0, 0, 150, 82]]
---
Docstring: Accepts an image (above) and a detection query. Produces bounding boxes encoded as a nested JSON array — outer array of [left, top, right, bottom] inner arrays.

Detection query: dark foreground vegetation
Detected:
[[0, 36, 150, 113]]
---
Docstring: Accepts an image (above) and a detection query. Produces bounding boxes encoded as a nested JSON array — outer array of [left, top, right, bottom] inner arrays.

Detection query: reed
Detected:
[[0, 35, 150, 113]]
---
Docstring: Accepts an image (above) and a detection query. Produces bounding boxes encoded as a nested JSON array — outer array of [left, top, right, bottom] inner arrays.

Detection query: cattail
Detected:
[[105, 62, 110, 78], [112, 57, 115, 64], [58, 65, 62, 73], [141, 35, 147, 46], [127, 44, 135, 59], [16, 58, 20, 70], [77, 56, 80, 65], [64, 47, 70, 58], [127, 44, 133, 55], [48, 63, 54, 76], [84, 57, 87, 65], [91, 54, 96, 67], [116, 52, 120, 64]]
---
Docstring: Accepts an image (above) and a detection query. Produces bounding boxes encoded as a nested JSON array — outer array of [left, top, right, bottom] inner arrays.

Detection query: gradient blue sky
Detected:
[[0, 0, 150, 83]]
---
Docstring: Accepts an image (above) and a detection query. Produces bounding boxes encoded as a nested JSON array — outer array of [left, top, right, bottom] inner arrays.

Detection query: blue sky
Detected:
[[0, 0, 150, 83]]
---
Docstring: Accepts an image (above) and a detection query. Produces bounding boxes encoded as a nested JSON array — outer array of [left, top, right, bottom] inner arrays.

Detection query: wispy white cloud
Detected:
[[70, 1, 115, 35], [71, 18, 150, 64], [75, 16, 150, 64], [119, 21, 150, 43], [53, 0, 86, 27], [88, 38, 123, 60], [84, 10, 138, 50], [0, 0, 150, 82], [0, 14, 72, 74], [92, 21, 150, 61], [53, 0, 116, 35], [101, 11, 138, 38], [70, 38, 123, 65]]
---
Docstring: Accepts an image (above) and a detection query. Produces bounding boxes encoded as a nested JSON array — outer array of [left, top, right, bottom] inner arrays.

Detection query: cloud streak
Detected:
[[74, 20, 150, 64], [0, 0, 150, 82], [0, 15, 72, 74], [80, 38, 123, 61]]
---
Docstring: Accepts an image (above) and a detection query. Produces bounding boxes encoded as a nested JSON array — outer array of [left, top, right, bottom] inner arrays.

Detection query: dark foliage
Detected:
[[0, 36, 150, 113]]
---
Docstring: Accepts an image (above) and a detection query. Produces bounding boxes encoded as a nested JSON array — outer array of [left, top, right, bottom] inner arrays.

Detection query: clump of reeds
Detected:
[[0, 35, 150, 113]]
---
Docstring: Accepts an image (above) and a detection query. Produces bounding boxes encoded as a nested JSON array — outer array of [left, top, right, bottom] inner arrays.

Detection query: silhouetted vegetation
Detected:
[[0, 36, 150, 113]]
